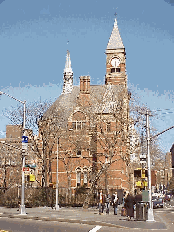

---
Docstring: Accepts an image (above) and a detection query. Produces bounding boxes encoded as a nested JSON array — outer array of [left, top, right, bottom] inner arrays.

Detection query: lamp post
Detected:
[[0, 91, 26, 215], [146, 110, 154, 221], [146, 113, 174, 221], [55, 137, 59, 210]]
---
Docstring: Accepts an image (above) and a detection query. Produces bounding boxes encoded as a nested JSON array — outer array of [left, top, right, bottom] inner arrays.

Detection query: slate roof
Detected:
[[43, 85, 126, 130], [106, 18, 124, 50]]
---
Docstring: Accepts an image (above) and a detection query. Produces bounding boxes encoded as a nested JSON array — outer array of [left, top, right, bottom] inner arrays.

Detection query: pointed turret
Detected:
[[62, 50, 73, 94], [106, 18, 124, 50], [105, 17, 126, 86]]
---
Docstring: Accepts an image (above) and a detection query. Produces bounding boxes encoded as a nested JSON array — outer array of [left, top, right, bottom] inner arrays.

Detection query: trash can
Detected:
[[136, 202, 148, 221]]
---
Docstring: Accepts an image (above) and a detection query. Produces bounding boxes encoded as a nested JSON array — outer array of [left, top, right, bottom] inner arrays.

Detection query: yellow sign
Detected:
[[29, 174, 35, 182], [142, 181, 148, 187], [136, 181, 142, 187]]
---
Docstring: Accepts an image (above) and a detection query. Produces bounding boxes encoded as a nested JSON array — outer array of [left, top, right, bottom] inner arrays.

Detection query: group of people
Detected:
[[98, 190, 137, 220], [98, 190, 119, 215]]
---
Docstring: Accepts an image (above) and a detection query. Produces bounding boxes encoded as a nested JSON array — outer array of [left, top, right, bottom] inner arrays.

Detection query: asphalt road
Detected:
[[0, 215, 170, 232], [0, 217, 96, 232]]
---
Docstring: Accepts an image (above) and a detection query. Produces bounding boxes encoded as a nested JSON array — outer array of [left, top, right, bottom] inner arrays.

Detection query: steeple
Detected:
[[106, 18, 124, 50], [105, 16, 126, 86], [62, 50, 73, 94]]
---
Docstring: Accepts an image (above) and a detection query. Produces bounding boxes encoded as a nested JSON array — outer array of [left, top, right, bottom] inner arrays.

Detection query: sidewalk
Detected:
[[0, 205, 167, 230]]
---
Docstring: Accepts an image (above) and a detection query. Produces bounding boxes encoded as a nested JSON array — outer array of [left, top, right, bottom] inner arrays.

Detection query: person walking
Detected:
[[113, 192, 119, 215], [105, 193, 111, 214], [124, 193, 135, 220], [99, 190, 105, 215]]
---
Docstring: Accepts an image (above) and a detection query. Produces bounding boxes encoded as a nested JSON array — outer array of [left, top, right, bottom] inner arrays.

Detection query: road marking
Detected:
[[89, 226, 102, 232]]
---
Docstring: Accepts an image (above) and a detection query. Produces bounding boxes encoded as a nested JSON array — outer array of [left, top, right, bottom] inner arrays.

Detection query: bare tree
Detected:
[[1, 99, 53, 189]]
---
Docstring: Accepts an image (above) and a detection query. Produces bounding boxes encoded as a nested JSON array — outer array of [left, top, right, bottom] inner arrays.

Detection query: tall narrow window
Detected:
[[84, 171, 88, 186], [72, 122, 76, 130], [76, 168, 81, 187], [77, 122, 81, 130], [107, 123, 111, 132]]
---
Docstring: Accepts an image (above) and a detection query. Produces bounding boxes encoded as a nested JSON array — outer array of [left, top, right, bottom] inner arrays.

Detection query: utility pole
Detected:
[[55, 137, 59, 210], [0, 91, 27, 215], [146, 110, 155, 221]]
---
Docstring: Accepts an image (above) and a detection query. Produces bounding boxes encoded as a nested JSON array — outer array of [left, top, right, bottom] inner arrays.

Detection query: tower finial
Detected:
[[62, 50, 73, 94], [114, 12, 118, 28]]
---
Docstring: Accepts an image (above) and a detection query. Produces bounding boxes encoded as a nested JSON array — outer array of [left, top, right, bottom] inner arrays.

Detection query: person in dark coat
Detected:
[[124, 193, 135, 220], [105, 193, 111, 214], [134, 194, 142, 203]]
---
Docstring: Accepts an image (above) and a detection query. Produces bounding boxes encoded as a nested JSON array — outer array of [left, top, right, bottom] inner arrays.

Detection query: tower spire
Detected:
[[106, 16, 124, 50], [62, 50, 73, 94]]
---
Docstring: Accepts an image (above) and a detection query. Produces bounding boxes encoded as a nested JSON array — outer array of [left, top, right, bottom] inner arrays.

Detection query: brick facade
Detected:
[[38, 18, 131, 200]]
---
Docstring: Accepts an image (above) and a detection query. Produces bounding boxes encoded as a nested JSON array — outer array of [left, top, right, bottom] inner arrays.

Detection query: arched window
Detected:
[[71, 111, 86, 130], [83, 168, 88, 186], [76, 167, 81, 187]]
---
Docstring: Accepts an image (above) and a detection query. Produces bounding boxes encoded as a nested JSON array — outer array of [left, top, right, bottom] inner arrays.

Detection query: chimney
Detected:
[[80, 76, 90, 94]]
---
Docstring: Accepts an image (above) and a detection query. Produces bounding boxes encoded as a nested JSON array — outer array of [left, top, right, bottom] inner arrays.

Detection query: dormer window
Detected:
[[72, 121, 86, 130], [71, 111, 86, 130]]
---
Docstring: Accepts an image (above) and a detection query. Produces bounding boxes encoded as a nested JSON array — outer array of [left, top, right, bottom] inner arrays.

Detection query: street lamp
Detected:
[[146, 110, 155, 221], [55, 137, 59, 210], [0, 91, 26, 215]]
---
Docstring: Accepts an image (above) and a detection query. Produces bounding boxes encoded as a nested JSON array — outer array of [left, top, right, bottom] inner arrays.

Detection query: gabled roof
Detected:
[[106, 18, 124, 50], [43, 85, 126, 130]]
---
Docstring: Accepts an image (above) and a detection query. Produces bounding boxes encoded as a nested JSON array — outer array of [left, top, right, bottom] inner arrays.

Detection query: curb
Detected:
[[0, 213, 128, 229]]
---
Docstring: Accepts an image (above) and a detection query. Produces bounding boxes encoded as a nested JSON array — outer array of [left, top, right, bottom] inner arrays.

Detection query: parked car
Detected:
[[152, 197, 164, 209]]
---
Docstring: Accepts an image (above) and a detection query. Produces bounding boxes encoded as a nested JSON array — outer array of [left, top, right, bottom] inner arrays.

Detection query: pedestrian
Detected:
[[99, 190, 105, 215], [17, 201, 20, 212], [105, 193, 111, 214], [113, 192, 119, 215], [124, 193, 135, 220]]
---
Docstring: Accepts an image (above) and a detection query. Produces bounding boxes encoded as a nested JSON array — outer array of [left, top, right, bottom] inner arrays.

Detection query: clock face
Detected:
[[111, 58, 120, 67]]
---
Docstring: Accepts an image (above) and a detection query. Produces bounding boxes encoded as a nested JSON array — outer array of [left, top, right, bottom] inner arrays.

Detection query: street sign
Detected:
[[140, 155, 146, 159], [29, 174, 35, 182], [22, 136, 28, 143], [22, 143, 28, 151], [140, 159, 147, 164], [23, 167, 29, 172]]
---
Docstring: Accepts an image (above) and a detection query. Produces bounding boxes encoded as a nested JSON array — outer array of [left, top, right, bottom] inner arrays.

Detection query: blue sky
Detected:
[[0, 0, 174, 154]]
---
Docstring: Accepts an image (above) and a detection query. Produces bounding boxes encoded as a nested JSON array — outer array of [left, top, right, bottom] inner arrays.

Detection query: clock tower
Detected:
[[105, 17, 127, 86]]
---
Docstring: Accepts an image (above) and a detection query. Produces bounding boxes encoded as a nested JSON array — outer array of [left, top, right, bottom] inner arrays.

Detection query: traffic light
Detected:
[[142, 169, 146, 178], [134, 169, 148, 178], [145, 170, 148, 177], [134, 170, 141, 177]]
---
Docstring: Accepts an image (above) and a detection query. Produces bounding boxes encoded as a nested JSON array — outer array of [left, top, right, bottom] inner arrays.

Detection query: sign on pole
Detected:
[[23, 167, 29, 172], [140, 154, 147, 164], [22, 136, 28, 143], [22, 136, 28, 152]]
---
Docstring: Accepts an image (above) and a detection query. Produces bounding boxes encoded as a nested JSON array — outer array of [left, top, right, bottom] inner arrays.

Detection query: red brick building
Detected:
[[0, 125, 38, 189], [38, 17, 131, 201]]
